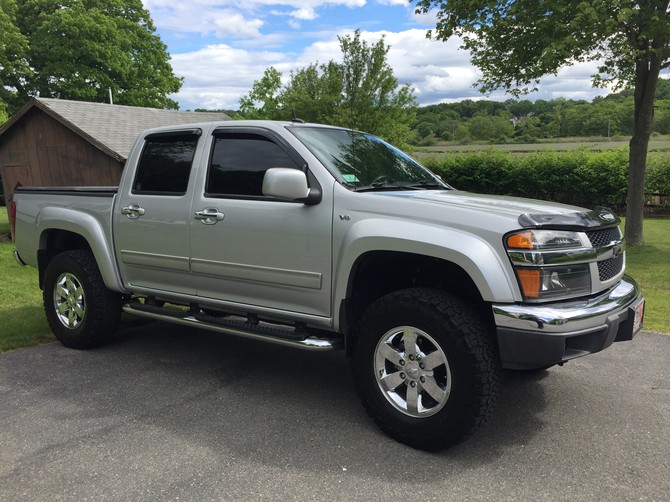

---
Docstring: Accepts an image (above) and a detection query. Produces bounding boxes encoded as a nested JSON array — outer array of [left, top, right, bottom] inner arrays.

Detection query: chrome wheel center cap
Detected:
[[405, 362, 421, 380]]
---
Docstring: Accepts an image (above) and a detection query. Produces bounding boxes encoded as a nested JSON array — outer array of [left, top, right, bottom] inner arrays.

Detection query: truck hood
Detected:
[[370, 190, 619, 230]]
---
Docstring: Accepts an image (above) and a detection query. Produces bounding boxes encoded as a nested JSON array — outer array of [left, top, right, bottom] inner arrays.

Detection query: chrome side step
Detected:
[[122, 302, 343, 352]]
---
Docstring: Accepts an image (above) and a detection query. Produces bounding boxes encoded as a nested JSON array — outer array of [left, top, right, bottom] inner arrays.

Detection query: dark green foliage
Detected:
[[1, 0, 182, 113], [411, 80, 670, 145], [424, 149, 668, 213], [238, 30, 416, 147]]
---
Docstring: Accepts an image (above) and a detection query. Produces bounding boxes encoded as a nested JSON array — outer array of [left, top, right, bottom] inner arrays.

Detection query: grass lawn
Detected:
[[0, 211, 54, 351], [0, 210, 667, 353], [624, 218, 670, 333]]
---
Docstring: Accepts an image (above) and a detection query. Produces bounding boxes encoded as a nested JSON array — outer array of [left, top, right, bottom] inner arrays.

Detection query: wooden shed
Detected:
[[0, 97, 231, 212]]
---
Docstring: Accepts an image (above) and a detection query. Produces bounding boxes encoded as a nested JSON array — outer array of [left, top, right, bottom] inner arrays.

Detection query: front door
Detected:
[[189, 128, 332, 317]]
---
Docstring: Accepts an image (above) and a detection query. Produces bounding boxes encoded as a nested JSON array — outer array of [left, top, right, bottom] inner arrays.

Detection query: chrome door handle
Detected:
[[194, 208, 224, 225], [121, 203, 145, 219]]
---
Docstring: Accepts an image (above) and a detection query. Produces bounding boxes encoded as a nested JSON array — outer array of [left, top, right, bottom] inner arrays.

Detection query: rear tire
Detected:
[[352, 288, 501, 451], [43, 250, 121, 349]]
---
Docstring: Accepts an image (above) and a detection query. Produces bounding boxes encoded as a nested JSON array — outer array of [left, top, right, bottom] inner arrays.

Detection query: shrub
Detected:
[[423, 148, 669, 213]]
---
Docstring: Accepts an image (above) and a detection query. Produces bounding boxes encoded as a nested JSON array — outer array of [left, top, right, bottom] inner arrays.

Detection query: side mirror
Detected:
[[262, 168, 319, 204]]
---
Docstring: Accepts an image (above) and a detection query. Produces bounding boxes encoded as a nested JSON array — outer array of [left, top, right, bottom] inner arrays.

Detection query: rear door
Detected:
[[189, 127, 333, 317], [113, 129, 202, 295]]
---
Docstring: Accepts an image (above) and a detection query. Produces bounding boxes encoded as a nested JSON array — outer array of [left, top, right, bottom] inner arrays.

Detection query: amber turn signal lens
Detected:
[[507, 231, 534, 249], [516, 269, 541, 298]]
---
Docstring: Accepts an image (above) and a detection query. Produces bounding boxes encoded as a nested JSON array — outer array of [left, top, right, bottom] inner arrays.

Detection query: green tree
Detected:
[[415, 0, 670, 246], [238, 67, 283, 119], [239, 29, 417, 146], [1, 0, 182, 112], [0, 0, 31, 114]]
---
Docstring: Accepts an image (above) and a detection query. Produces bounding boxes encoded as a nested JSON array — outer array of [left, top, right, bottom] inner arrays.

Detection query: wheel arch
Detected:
[[339, 250, 497, 353], [36, 208, 123, 292]]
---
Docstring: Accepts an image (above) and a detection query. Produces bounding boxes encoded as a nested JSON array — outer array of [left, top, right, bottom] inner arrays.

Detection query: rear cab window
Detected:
[[133, 129, 202, 195]]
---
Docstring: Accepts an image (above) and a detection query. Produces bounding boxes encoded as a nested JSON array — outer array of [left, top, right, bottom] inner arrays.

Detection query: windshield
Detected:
[[289, 126, 451, 192]]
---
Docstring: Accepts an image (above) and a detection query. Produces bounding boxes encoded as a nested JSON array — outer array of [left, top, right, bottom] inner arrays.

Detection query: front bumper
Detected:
[[493, 276, 644, 370]]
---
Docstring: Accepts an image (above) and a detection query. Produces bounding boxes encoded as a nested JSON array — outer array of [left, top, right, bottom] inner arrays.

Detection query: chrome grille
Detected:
[[586, 227, 621, 247], [598, 254, 624, 281]]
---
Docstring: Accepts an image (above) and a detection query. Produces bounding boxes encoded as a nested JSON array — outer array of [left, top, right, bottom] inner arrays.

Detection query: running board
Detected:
[[122, 302, 343, 352]]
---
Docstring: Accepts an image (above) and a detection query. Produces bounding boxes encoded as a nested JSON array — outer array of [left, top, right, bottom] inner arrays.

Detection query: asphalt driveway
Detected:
[[1, 323, 668, 501]]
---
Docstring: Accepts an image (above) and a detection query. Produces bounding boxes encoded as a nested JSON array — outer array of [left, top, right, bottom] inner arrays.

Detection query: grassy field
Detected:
[[412, 135, 670, 157], [0, 210, 667, 353]]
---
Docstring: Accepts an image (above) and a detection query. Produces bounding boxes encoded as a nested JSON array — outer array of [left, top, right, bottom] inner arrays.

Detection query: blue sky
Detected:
[[142, 0, 612, 111]]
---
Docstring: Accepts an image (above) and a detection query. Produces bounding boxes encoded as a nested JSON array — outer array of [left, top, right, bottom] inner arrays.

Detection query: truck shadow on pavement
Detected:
[[104, 321, 551, 474], [3, 320, 554, 485]]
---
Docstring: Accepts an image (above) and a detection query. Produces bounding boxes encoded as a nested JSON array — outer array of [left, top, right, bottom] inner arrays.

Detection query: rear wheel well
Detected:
[[38, 229, 92, 289], [343, 251, 491, 352]]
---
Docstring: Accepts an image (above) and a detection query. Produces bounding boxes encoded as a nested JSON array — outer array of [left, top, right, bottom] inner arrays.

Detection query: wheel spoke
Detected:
[[422, 350, 445, 371], [406, 382, 419, 414], [403, 329, 417, 359], [380, 371, 405, 391], [66, 275, 76, 293], [377, 342, 403, 366], [420, 375, 447, 404], [57, 302, 69, 314], [67, 308, 77, 328], [73, 303, 85, 319], [56, 283, 69, 300]]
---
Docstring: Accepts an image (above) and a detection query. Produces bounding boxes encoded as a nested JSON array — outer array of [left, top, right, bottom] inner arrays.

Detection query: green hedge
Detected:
[[422, 148, 670, 213]]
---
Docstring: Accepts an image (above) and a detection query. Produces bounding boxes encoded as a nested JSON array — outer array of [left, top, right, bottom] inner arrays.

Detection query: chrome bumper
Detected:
[[493, 276, 643, 369]]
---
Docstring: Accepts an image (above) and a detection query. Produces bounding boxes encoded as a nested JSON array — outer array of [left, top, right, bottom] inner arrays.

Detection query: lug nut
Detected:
[[420, 376, 425, 383], [419, 363, 425, 370], [409, 354, 415, 361], [410, 381, 416, 388], [399, 359, 405, 366], [400, 373, 406, 379]]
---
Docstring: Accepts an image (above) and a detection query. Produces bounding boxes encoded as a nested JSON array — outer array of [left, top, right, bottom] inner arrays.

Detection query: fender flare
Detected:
[[332, 219, 519, 330], [37, 207, 124, 292]]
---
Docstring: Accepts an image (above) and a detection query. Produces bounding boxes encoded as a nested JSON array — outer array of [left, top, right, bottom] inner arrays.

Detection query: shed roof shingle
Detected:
[[0, 98, 231, 161]]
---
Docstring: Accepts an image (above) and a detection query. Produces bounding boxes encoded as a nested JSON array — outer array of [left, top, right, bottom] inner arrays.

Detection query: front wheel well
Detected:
[[38, 229, 92, 289], [343, 251, 490, 334]]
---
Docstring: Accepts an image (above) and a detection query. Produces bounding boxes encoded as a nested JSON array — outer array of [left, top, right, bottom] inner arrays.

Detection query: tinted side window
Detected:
[[207, 133, 301, 197], [133, 133, 200, 194]]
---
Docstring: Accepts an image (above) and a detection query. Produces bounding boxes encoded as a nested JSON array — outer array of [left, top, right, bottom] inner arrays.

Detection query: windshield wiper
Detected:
[[404, 179, 451, 190], [354, 181, 422, 192]]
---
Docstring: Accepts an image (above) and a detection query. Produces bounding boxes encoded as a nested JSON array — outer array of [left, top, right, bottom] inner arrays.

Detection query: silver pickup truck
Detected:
[[11, 120, 644, 450]]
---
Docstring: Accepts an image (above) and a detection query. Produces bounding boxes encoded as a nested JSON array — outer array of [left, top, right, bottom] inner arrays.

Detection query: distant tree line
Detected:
[[413, 79, 670, 145]]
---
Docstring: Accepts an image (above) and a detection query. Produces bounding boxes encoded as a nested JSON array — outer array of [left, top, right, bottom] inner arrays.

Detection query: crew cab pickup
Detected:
[[11, 120, 644, 450]]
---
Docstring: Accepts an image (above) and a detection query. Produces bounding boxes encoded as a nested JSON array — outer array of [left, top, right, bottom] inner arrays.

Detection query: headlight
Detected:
[[506, 230, 582, 250], [505, 230, 591, 302]]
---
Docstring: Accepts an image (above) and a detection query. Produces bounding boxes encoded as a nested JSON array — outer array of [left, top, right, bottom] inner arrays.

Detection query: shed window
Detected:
[[133, 133, 200, 194]]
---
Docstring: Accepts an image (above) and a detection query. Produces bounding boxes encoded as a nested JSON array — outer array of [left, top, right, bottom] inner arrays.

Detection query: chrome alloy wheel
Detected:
[[53, 272, 86, 329], [374, 326, 451, 418]]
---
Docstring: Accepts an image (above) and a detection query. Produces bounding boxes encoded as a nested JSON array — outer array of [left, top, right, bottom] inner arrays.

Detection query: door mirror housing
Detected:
[[262, 168, 320, 205]]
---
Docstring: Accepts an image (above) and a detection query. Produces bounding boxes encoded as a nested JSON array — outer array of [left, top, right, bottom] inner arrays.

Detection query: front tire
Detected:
[[352, 288, 501, 451], [43, 250, 121, 349]]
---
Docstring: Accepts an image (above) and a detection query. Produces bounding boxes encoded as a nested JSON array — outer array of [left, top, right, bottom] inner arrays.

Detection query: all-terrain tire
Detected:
[[352, 288, 501, 451], [43, 250, 122, 349]]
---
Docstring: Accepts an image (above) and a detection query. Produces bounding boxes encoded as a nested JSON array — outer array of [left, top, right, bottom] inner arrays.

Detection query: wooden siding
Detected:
[[0, 108, 124, 205]]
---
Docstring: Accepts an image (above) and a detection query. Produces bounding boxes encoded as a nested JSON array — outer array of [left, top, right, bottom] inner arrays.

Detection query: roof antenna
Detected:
[[291, 109, 304, 123]]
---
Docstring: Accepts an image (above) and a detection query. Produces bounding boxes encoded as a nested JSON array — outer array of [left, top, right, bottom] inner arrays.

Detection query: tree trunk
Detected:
[[625, 56, 661, 247]]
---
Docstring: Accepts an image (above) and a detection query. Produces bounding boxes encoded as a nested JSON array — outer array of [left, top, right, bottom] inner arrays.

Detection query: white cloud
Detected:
[[290, 7, 318, 20], [168, 27, 609, 110], [143, 0, 368, 38]]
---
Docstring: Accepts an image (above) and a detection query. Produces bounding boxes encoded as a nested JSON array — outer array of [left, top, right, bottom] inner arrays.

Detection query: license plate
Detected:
[[632, 299, 645, 335]]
